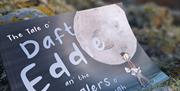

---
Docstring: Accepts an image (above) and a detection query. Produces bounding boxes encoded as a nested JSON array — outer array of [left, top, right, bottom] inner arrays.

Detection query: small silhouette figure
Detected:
[[121, 52, 149, 87]]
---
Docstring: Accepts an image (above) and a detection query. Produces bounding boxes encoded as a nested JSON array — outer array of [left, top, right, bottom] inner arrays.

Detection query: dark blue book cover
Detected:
[[0, 4, 168, 91]]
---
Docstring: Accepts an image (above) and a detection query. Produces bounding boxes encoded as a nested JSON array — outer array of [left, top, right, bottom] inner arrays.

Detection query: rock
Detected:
[[0, 8, 47, 25]]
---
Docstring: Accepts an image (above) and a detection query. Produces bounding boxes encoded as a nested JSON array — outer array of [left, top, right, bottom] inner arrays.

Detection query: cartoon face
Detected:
[[73, 4, 137, 65]]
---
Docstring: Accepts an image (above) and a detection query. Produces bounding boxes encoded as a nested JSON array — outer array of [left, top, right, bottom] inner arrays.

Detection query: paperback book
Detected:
[[0, 3, 169, 91]]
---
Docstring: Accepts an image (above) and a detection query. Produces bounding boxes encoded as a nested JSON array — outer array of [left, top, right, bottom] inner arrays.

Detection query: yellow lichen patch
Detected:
[[48, 0, 75, 13], [0, 21, 5, 25], [11, 16, 21, 22], [15, 1, 36, 8], [152, 15, 162, 28], [36, 5, 55, 16]]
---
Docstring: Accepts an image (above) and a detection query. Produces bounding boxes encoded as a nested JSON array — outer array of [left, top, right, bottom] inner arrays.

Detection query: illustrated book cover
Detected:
[[0, 3, 169, 91]]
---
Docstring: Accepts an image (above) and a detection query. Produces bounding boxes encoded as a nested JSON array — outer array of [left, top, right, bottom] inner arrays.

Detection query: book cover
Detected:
[[0, 4, 169, 91]]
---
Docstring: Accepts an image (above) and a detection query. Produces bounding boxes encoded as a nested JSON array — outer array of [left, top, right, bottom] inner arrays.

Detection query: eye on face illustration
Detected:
[[73, 4, 137, 65]]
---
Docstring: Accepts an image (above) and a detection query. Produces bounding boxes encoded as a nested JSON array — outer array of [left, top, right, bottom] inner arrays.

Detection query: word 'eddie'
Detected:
[[20, 23, 88, 91]]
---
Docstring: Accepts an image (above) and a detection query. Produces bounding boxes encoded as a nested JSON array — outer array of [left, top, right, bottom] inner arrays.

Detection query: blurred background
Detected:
[[0, 0, 179, 91]]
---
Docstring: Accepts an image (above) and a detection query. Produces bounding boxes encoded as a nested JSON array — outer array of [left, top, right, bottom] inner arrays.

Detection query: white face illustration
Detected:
[[73, 4, 137, 65]]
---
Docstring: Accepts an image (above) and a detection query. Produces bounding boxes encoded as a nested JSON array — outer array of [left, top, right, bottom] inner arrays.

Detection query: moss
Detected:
[[127, 4, 180, 90], [48, 0, 75, 13]]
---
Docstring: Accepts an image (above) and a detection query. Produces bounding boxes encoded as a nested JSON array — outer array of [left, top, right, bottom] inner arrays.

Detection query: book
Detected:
[[0, 3, 169, 91]]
